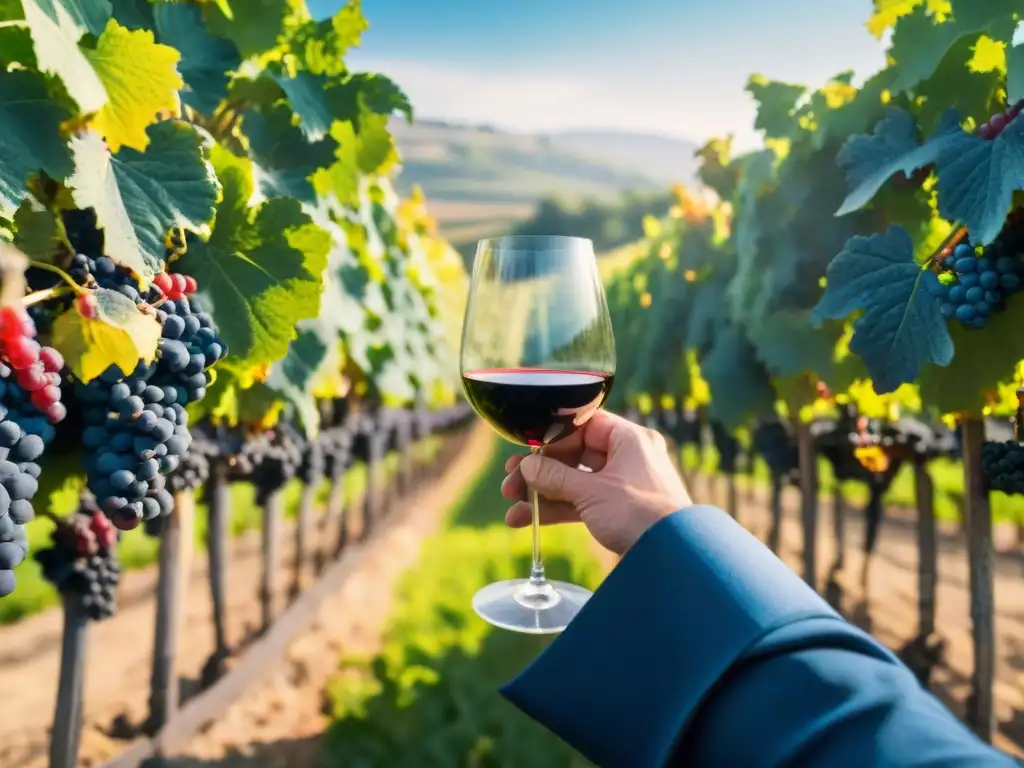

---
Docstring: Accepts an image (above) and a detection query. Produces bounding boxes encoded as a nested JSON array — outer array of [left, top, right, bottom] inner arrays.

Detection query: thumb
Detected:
[[520, 454, 593, 501]]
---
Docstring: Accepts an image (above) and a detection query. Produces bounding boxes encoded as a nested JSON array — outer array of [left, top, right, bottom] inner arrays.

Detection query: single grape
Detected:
[[954, 303, 976, 322], [949, 284, 967, 303]]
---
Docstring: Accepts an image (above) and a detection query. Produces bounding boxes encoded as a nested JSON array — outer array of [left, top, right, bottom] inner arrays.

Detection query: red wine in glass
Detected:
[[460, 234, 616, 634], [461, 368, 614, 447]]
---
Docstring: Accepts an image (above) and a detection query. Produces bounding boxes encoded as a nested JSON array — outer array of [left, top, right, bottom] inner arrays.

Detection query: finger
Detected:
[[505, 499, 581, 528], [500, 469, 528, 501], [504, 453, 526, 474]]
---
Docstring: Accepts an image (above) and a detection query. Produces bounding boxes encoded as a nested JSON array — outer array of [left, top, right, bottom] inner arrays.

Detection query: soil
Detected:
[[0, 424, 494, 768]]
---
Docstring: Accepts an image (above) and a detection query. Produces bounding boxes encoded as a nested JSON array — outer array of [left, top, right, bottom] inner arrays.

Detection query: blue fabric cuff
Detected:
[[500, 505, 840, 768]]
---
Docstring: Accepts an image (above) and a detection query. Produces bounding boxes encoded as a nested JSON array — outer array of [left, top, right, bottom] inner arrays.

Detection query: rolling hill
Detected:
[[389, 119, 700, 246]]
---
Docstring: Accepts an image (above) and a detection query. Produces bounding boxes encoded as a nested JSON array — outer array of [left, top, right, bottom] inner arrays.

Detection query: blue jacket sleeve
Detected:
[[499, 506, 1015, 768]]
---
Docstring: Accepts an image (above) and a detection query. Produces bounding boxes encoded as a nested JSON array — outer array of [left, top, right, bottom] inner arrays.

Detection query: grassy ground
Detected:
[[320, 438, 600, 767], [1, 441, 440, 625], [682, 444, 1024, 525]]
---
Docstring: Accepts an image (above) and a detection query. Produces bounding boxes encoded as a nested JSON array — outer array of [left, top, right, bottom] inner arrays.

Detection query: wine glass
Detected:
[[460, 235, 616, 634]]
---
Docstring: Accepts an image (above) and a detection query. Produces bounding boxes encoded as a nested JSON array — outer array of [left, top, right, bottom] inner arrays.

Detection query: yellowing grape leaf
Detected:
[[84, 19, 183, 152], [52, 288, 161, 382]]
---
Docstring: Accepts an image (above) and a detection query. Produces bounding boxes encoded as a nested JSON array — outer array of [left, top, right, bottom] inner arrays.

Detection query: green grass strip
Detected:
[[321, 438, 601, 767]]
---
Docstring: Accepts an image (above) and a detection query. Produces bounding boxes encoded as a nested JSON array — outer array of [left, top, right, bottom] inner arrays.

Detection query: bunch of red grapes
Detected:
[[152, 272, 198, 302], [0, 304, 67, 424]]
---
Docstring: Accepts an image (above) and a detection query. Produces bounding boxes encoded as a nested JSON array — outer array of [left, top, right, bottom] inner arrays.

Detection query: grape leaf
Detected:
[[913, 36, 1004, 136], [12, 198, 65, 261], [865, 0, 950, 39], [245, 102, 337, 202], [266, 327, 330, 436], [52, 288, 161, 382], [175, 147, 330, 370], [40, 0, 111, 36], [83, 19, 183, 153], [67, 122, 219, 286], [326, 73, 414, 126], [811, 226, 953, 393], [747, 311, 839, 379], [700, 325, 776, 430], [312, 119, 398, 205], [153, 3, 241, 116], [203, 0, 290, 58], [273, 71, 336, 141], [285, 0, 367, 76], [108, 0, 152, 30], [0, 70, 75, 218], [1010, 41, 1024, 105], [0, 25, 36, 69], [919, 293, 1024, 414], [934, 114, 1024, 245], [18, 0, 108, 114], [888, 2, 1017, 95], [746, 75, 807, 140], [836, 108, 963, 216]]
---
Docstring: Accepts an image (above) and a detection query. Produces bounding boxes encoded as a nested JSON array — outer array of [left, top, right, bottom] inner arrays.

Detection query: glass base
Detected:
[[472, 578, 594, 634]]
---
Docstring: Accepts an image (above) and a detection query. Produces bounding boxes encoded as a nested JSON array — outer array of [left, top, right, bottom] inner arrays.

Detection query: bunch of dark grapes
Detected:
[[934, 241, 1021, 329], [980, 441, 1024, 495], [62, 216, 227, 530], [168, 428, 216, 494], [35, 498, 121, 620], [241, 424, 304, 504], [321, 425, 353, 479], [752, 420, 798, 479], [978, 100, 1024, 140], [78, 363, 181, 529], [710, 420, 740, 475]]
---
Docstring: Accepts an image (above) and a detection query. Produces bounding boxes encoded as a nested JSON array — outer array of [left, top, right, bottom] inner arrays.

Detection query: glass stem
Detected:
[[529, 446, 546, 585]]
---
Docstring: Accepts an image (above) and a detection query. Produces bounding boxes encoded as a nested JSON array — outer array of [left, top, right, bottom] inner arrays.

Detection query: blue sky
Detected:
[[309, 0, 889, 149]]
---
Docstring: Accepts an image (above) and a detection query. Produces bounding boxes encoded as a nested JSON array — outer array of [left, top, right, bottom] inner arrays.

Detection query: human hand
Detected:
[[501, 410, 691, 555]]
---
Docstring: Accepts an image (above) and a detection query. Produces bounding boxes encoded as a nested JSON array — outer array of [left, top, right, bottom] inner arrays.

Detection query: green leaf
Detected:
[[286, 0, 367, 76], [700, 325, 776, 430], [67, 121, 220, 286], [865, 0, 950, 39], [312, 119, 398, 205], [52, 287, 161, 382], [19, 0, 108, 114], [153, 3, 241, 116], [203, 0, 290, 58], [244, 102, 337, 202], [83, 19, 184, 153], [0, 25, 37, 69], [888, 1, 1018, 95], [175, 147, 330, 370], [273, 71, 336, 141], [747, 310, 839, 378], [13, 197, 65, 261], [811, 226, 953, 393], [266, 327, 332, 435], [327, 73, 414, 126], [0, 70, 75, 218], [836, 108, 963, 217], [1010, 41, 1024, 105], [745, 75, 807, 140], [934, 114, 1024, 245], [919, 292, 1024, 414]]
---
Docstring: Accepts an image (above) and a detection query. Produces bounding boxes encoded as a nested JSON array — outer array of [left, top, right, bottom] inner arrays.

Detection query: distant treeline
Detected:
[[511, 192, 673, 253]]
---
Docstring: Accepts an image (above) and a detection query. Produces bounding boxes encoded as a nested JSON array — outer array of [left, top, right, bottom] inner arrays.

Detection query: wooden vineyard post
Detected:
[[260, 490, 283, 633], [796, 422, 819, 589], [363, 422, 385, 536], [202, 462, 231, 685], [398, 411, 413, 496], [148, 491, 195, 732], [744, 444, 757, 505], [961, 418, 995, 741], [50, 595, 88, 768], [292, 463, 320, 599], [768, 474, 783, 554], [823, 486, 846, 609], [726, 472, 738, 522], [915, 462, 938, 640]]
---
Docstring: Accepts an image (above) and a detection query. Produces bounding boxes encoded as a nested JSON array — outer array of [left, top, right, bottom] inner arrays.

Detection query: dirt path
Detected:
[[684, 473, 1024, 758], [0, 425, 493, 768]]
